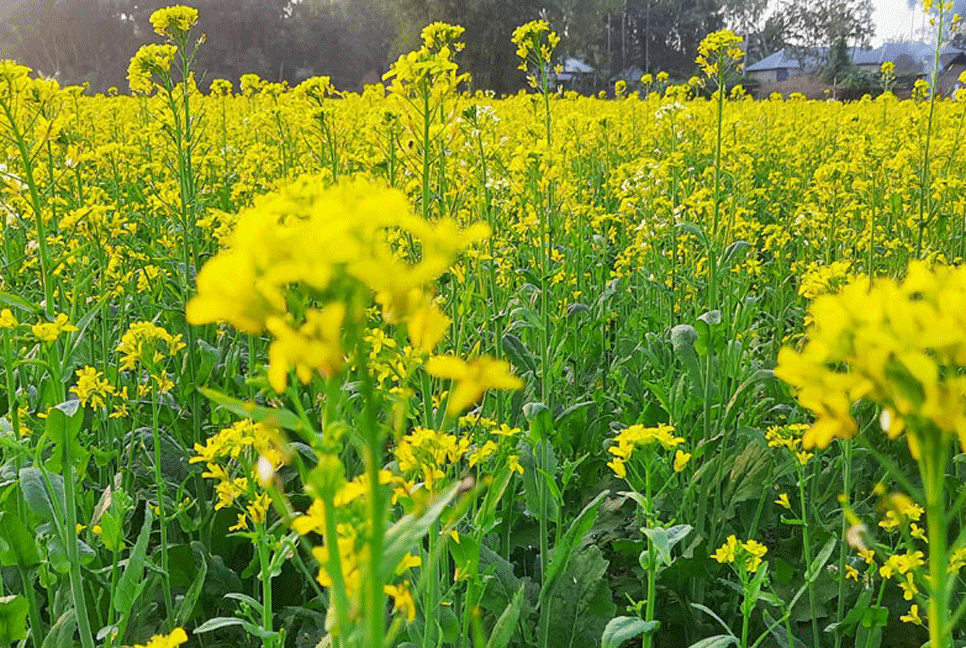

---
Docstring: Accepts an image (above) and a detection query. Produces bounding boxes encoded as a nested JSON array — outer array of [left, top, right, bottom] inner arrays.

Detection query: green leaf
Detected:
[[724, 443, 773, 512], [46, 535, 94, 574], [690, 604, 736, 637], [854, 624, 882, 648], [0, 595, 28, 645], [670, 325, 703, 401], [719, 241, 751, 271], [475, 468, 513, 533], [521, 441, 559, 520], [554, 400, 594, 424], [807, 538, 837, 582], [381, 484, 460, 578], [675, 222, 709, 247], [19, 467, 65, 523], [762, 611, 806, 648], [722, 370, 774, 425], [641, 524, 692, 570], [501, 333, 538, 376], [449, 532, 482, 581], [546, 545, 616, 648], [113, 505, 154, 617], [688, 635, 738, 648], [860, 606, 888, 629], [486, 585, 525, 648], [174, 543, 209, 627], [524, 403, 552, 443], [199, 388, 306, 434], [193, 616, 246, 634], [0, 293, 40, 314], [477, 545, 523, 616], [193, 614, 277, 640], [43, 400, 88, 473], [601, 617, 660, 648], [41, 609, 76, 648], [539, 490, 608, 606], [0, 513, 40, 568]]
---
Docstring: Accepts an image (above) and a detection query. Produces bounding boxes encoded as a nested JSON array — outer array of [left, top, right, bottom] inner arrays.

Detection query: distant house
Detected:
[[611, 66, 645, 85], [745, 48, 820, 84], [550, 57, 596, 91], [746, 42, 966, 87]]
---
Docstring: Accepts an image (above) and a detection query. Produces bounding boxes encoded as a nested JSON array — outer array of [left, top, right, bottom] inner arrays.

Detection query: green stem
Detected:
[[151, 388, 173, 619], [643, 459, 656, 648], [537, 439, 551, 648], [19, 567, 43, 648], [798, 465, 819, 648], [63, 438, 96, 648], [923, 439, 950, 648], [258, 524, 276, 647], [834, 442, 852, 648]]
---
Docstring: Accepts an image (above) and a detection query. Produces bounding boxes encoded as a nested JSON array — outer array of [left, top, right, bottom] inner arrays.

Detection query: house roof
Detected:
[[745, 48, 821, 72], [562, 57, 594, 74], [747, 42, 966, 76], [553, 57, 595, 82], [611, 66, 645, 83]]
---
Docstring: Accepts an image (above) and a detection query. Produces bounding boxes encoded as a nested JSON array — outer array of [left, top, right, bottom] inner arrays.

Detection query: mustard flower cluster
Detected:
[[696, 29, 745, 79], [713, 535, 768, 573], [776, 262, 966, 455], [607, 423, 689, 479], [149, 5, 198, 38], [127, 44, 177, 94], [186, 177, 490, 393]]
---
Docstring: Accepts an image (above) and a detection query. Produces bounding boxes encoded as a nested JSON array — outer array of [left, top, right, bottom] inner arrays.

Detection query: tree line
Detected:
[[0, 0, 881, 94]]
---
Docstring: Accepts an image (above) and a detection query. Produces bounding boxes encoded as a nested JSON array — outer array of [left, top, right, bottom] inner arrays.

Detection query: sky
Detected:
[[873, 0, 926, 44]]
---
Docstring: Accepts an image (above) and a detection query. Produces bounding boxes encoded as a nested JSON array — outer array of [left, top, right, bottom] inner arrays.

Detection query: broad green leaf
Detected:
[[41, 610, 76, 648], [477, 545, 524, 616], [0, 513, 40, 568], [43, 400, 88, 473], [46, 535, 94, 574], [546, 545, 615, 648], [524, 402, 552, 443], [521, 441, 559, 520], [193, 615, 276, 640], [539, 490, 608, 606], [762, 610, 807, 648], [601, 617, 660, 648], [174, 543, 209, 627], [19, 467, 65, 523], [486, 585, 525, 648], [501, 333, 538, 376], [670, 325, 703, 400], [641, 524, 692, 569], [0, 595, 28, 645], [0, 293, 40, 314], [807, 537, 837, 582], [688, 635, 738, 648]]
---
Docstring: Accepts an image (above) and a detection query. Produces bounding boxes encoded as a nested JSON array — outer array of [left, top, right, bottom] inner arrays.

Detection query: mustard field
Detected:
[[0, 6, 965, 648]]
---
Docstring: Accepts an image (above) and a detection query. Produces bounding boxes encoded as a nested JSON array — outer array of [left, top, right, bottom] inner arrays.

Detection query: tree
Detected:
[[781, 0, 874, 64], [0, 0, 138, 89], [722, 0, 786, 62], [621, 0, 724, 76]]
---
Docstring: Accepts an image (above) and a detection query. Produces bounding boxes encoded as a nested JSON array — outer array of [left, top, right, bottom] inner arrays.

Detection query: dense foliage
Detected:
[[0, 0, 887, 93], [0, 5, 965, 648]]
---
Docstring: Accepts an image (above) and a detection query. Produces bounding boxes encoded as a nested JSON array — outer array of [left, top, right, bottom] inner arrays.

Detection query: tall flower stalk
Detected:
[[776, 263, 966, 648]]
